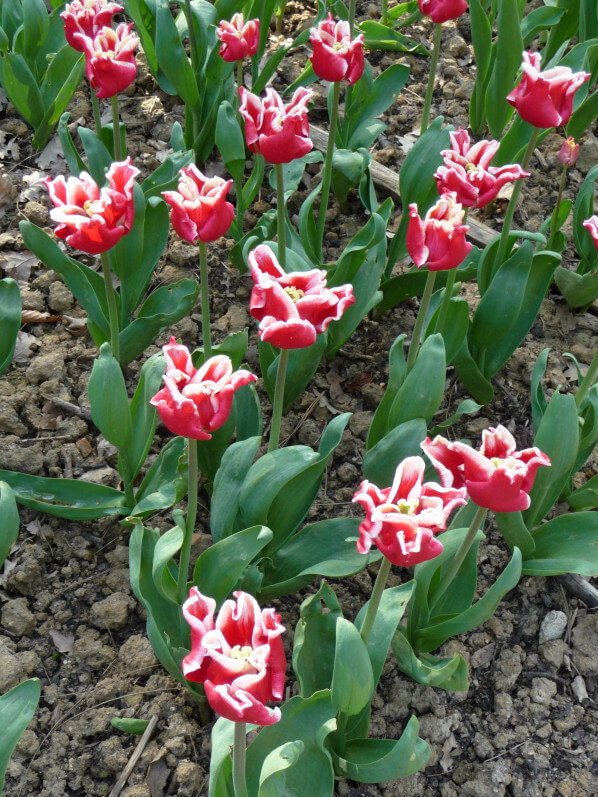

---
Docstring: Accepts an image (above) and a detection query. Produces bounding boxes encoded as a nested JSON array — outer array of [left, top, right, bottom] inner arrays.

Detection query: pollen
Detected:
[[229, 645, 253, 661], [283, 286, 305, 302]]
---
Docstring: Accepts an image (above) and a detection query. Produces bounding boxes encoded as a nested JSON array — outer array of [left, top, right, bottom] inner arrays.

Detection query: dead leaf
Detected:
[[326, 367, 346, 402], [0, 251, 37, 283], [21, 310, 60, 324], [62, 315, 88, 334], [21, 171, 47, 202], [37, 136, 67, 172], [49, 629, 75, 655], [345, 372, 372, 393], [0, 131, 19, 162], [439, 732, 459, 772], [146, 750, 170, 797], [38, 400, 63, 430], [13, 331, 39, 363]]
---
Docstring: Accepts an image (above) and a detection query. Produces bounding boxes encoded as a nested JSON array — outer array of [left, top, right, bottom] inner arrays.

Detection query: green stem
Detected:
[[494, 127, 539, 269], [406, 269, 436, 374], [91, 89, 102, 139], [111, 94, 122, 160], [183, 0, 200, 74], [268, 348, 289, 453], [199, 241, 212, 358], [99, 251, 120, 364], [359, 556, 392, 645], [275, 163, 286, 271], [234, 175, 244, 238], [420, 23, 442, 134], [233, 722, 248, 797], [547, 163, 568, 250], [348, 0, 356, 36], [177, 438, 198, 605], [575, 348, 598, 409], [431, 504, 486, 610], [317, 81, 340, 261], [236, 59, 243, 109], [381, 0, 388, 26]]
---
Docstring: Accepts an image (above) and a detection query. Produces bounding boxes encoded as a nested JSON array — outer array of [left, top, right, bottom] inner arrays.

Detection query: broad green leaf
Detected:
[[88, 343, 133, 452], [110, 717, 150, 735], [152, 524, 184, 603], [331, 618, 374, 716], [388, 333, 446, 428], [0, 278, 21, 376], [0, 52, 44, 127], [453, 337, 494, 405], [495, 511, 535, 558], [531, 347, 550, 431], [392, 631, 469, 691], [522, 513, 598, 577], [210, 437, 261, 542], [209, 717, 235, 797], [78, 125, 112, 186], [293, 582, 343, 698], [261, 335, 327, 409], [425, 296, 469, 365], [367, 334, 407, 449], [128, 352, 164, 482], [0, 482, 19, 568], [566, 472, 598, 511], [363, 418, 428, 487], [358, 21, 428, 54], [0, 678, 40, 793], [155, 2, 200, 106], [131, 437, 187, 517], [258, 741, 304, 797], [554, 267, 598, 310], [216, 101, 245, 181], [485, 0, 522, 138]]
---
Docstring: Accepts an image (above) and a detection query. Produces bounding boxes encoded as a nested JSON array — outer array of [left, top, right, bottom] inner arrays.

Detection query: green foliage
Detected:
[[0, 679, 40, 792]]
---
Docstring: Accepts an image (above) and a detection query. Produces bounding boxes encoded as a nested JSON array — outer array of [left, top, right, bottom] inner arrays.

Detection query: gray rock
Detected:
[[47, 282, 74, 313], [1, 597, 36, 636], [26, 351, 65, 385], [90, 592, 134, 630], [119, 634, 157, 670], [530, 677, 557, 705], [572, 613, 598, 676], [173, 761, 203, 797], [539, 638, 568, 669], [0, 641, 22, 692], [539, 610, 567, 642]]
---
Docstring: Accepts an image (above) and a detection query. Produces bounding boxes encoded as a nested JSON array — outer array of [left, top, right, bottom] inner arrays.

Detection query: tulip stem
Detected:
[[406, 269, 436, 374], [236, 60, 244, 109], [575, 348, 598, 409], [348, 0, 356, 36], [420, 23, 442, 134], [547, 163, 568, 250], [317, 80, 340, 261], [359, 556, 393, 645], [91, 89, 102, 139], [494, 127, 539, 269], [275, 163, 286, 271], [100, 251, 120, 364], [233, 722, 248, 797], [381, 0, 388, 26], [430, 504, 486, 610], [199, 241, 212, 359], [183, 0, 200, 75], [111, 95, 122, 160], [268, 347, 289, 453], [178, 438, 198, 606]]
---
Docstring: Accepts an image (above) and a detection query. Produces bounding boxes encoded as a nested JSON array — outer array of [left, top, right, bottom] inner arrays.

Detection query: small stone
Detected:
[[471, 642, 496, 669], [572, 613, 598, 675], [0, 641, 22, 692], [119, 634, 157, 670], [530, 677, 557, 705], [26, 351, 65, 385], [539, 610, 568, 642], [1, 598, 36, 636], [48, 281, 74, 313], [571, 674, 589, 702], [539, 639, 568, 669], [90, 593, 134, 630], [349, 411, 373, 440], [214, 304, 248, 333], [173, 761, 203, 797], [23, 201, 48, 227]]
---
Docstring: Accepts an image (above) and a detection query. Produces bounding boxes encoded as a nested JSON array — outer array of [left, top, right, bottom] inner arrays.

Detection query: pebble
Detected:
[[26, 351, 65, 385], [1, 597, 36, 636], [48, 282, 74, 313], [572, 613, 598, 676], [173, 761, 203, 797], [90, 593, 134, 631], [539, 609, 567, 642], [530, 677, 557, 705]]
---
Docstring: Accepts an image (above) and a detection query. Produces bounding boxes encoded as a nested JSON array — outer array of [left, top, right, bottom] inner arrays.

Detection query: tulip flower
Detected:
[[150, 338, 256, 441], [163, 166, 234, 244], [43, 157, 138, 255], [217, 13, 260, 62], [182, 587, 286, 726], [61, 0, 123, 51], [435, 128, 530, 209], [353, 456, 467, 566], [583, 216, 598, 251], [506, 51, 590, 129], [558, 137, 580, 167], [309, 15, 364, 85], [238, 86, 314, 165], [421, 425, 551, 513], [80, 22, 139, 99], [248, 245, 355, 349], [406, 192, 472, 271], [418, 0, 468, 23]]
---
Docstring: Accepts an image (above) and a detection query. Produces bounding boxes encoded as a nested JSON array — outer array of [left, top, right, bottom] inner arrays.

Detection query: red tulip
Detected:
[[182, 588, 286, 726], [80, 22, 139, 99], [61, 0, 123, 51], [162, 166, 234, 244], [238, 86, 314, 164], [406, 192, 472, 270], [353, 456, 467, 567], [42, 157, 138, 255], [558, 137, 580, 167], [309, 14, 364, 85], [435, 128, 529, 209], [506, 51, 590, 129], [418, 0, 468, 23], [217, 13, 260, 62], [583, 216, 598, 251], [421, 426, 551, 513], [150, 338, 256, 440], [248, 245, 355, 349]]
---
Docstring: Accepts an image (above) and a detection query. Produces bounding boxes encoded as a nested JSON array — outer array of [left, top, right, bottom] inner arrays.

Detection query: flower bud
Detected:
[[558, 137, 580, 167]]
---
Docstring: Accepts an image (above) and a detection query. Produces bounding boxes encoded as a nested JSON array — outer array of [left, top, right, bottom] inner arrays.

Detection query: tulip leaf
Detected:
[[366, 333, 408, 450], [110, 717, 150, 735], [259, 517, 379, 600], [495, 511, 535, 559], [566, 473, 598, 512], [152, 524, 184, 604], [131, 437, 188, 517], [429, 399, 482, 437], [425, 296, 470, 365], [484, 0, 521, 138], [530, 347, 550, 431], [293, 582, 343, 699], [141, 148, 195, 197], [32, 45, 85, 149], [88, 343, 134, 453], [128, 352, 165, 483], [453, 336, 494, 404], [258, 741, 304, 797], [155, 2, 200, 107], [522, 513, 598, 577], [363, 418, 428, 488], [215, 101, 245, 182], [210, 436, 261, 542], [344, 63, 410, 149], [0, 278, 20, 376], [554, 267, 598, 310], [331, 618, 374, 716], [0, 470, 128, 519], [208, 717, 235, 797], [0, 678, 41, 793], [573, 385, 598, 473], [57, 112, 87, 176], [392, 630, 469, 691], [0, 482, 19, 569], [261, 335, 328, 410], [358, 21, 428, 55], [388, 333, 446, 428], [573, 164, 598, 272], [0, 52, 44, 128], [192, 525, 274, 605], [77, 125, 113, 186], [331, 716, 430, 783]]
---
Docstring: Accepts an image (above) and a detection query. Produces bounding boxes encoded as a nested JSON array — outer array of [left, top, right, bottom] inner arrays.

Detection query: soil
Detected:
[[1, 6, 598, 797]]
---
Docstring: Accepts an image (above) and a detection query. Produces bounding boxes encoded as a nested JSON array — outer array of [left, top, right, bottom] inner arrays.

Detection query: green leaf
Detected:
[[216, 101, 245, 181], [78, 126, 112, 186], [566, 472, 598, 511], [128, 352, 164, 483], [468, 0, 492, 132], [258, 741, 304, 797], [495, 511, 535, 558], [155, 2, 200, 106], [426, 296, 469, 366], [345, 64, 410, 149], [367, 334, 407, 449], [152, 524, 183, 603], [0, 278, 21, 376], [210, 436, 261, 542], [141, 149, 195, 197], [208, 717, 234, 797], [0, 482, 19, 569], [429, 399, 482, 437], [531, 347, 550, 431], [554, 267, 598, 310], [57, 112, 87, 176], [0, 678, 40, 793], [293, 582, 343, 698], [110, 717, 150, 735], [261, 335, 328, 409], [331, 618, 374, 716], [359, 21, 428, 54], [363, 418, 428, 487], [88, 343, 134, 452], [0, 52, 44, 127], [523, 513, 598, 577], [392, 630, 469, 691], [388, 333, 446, 428], [192, 525, 274, 605], [0, 470, 128, 519], [453, 336, 494, 405], [485, 0, 522, 138], [131, 437, 187, 517]]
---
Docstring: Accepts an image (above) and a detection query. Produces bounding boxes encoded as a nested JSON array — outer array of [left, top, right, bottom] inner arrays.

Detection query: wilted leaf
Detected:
[[21, 310, 59, 324], [146, 750, 169, 797], [13, 332, 39, 363], [49, 629, 74, 654], [37, 136, 67, 172], [0, 251, 37, 283]]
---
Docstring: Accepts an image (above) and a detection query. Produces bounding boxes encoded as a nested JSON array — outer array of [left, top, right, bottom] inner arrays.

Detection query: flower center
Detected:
[[396, 498, 419, 516], [466, 163, 480, 173], [284, 286, 305, 302], [229, 645, 253, 661], [83, 199, 103, 216]]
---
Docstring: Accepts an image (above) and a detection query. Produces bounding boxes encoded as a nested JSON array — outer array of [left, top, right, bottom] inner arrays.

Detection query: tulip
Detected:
[[61, 0, 123, 51], [406, 192, 472, 271], [558, 137, 580, 167], [80, 22, 139, 99], [309, 14, 364, 85], [43, 157, 138, 255], [418, 0, 468, 23], [182, 587, 286, 726], [435, 128, 530, 209], [421, 425, 551, 513], [150, 338, 256, 440], [506, 51, 590, 129], [248, 245, 355, 349], [353, 456, 467, 566], [163, 166, 234, 244], [217, 13, 260, 62], [583, 216, 598, 251], [238, 86, 314, 164]]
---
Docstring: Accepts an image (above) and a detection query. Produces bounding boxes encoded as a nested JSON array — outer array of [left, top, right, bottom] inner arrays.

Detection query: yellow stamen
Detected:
[[229, 645, 253, 661], [284, 286, 305, 302]]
